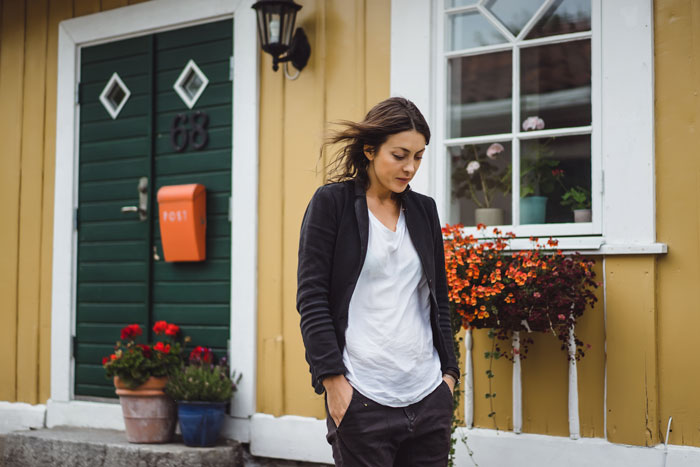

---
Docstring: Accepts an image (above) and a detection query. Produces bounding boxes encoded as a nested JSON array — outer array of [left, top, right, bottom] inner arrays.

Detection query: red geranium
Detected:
[[154, 342, 171, 354], [120, 324, 142, 340], [153, 320, 168, 335], [138, 344, 152, 358], [103, 321, 187, 389]]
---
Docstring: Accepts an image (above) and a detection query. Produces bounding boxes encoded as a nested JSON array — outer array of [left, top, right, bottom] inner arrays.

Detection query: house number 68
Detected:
[[170, 111, 209, 152]]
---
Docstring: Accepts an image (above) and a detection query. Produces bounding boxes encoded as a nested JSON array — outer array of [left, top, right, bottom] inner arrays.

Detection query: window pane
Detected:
[[484, 0, 545, 37], [519, 134, 591, 224], [449, 142, 512, 227], [520, 40, 591, 131], [446, 0, 477, 7], [526, 0, 591, 39], [448, 51, 512, 138], [446, 11, 507, 51]]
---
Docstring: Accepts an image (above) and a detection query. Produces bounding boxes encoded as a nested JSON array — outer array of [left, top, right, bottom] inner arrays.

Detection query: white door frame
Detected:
[[49, 0, 259, 441]]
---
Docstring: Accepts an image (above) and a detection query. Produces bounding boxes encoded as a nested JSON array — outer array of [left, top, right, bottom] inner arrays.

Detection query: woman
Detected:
[[297, 97, 459, 466]]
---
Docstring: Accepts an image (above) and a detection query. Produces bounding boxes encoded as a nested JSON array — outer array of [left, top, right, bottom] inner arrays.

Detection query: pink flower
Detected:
[[486, 143, 504, 159], [466, 161, 480, 175], [558, 314, 566, 320], [533, 292, 541, 298], [522, 116, 545, 131]]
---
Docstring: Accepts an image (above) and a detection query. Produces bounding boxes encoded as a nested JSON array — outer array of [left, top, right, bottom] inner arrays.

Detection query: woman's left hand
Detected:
[[442, 374, 455, 395]]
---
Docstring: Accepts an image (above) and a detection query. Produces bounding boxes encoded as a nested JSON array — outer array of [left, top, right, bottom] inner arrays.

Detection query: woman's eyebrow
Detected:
[[393, 146, 425, 153]]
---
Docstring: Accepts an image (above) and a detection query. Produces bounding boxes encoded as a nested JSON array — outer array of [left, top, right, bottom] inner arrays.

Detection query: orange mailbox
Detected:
[[157, 184, 206, 262]]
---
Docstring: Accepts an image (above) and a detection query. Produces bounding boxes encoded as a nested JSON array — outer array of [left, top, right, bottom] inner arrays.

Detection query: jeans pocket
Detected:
[[336, 387, 356, 430]]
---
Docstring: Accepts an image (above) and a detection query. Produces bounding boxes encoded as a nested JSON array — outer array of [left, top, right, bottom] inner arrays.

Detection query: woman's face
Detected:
[[365, 130, 426, 195]]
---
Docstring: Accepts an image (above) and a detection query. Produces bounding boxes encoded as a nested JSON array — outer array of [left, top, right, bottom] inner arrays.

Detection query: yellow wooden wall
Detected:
[[655, 0, 700, 448], [0, 0, 148, 405]]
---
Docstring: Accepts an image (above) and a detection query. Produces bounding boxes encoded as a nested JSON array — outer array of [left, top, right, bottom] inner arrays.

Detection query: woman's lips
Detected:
[[397, 177, 410, 183]]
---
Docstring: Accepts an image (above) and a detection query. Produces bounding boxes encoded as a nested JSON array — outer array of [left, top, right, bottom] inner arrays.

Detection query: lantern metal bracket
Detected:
[[273, 27, 310, 73]]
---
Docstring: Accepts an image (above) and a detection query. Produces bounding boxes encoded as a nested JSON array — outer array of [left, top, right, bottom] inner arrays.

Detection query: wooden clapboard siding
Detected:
[[575, 260, 605, 438], [16, 0, 49, 405], [74, 0, 99, 17], [0, 0, 26, 402], [38, 0, 74, 405], [655, 0, 700, 448], [256, 11, 286, 417], [606, 256, 659, 446], [101, 0, 129, 11]]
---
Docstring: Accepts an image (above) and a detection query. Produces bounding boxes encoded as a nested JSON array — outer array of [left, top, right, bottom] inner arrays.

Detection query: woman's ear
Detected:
[[363, 145, 374, 161]]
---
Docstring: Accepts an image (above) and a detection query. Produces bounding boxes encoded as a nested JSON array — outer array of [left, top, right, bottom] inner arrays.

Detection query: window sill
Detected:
[[446, 233, 668, 255], [505, 237, 667, 255]]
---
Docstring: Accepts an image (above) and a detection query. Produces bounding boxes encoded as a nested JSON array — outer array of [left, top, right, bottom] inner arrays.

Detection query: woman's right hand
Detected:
[[323, 375, 354, 427]]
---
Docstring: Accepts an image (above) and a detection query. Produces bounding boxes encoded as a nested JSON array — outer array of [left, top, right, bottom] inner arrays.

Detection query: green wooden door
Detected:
[[75, 20, 233, 398]]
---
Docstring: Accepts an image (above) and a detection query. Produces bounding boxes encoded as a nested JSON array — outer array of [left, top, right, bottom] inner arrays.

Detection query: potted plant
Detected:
[[102, 321, 186, 443], [518, 116, 563, 224], [166, 346, 240, 447], [561, 186, 592, 222], [451, 142, 510, 226]]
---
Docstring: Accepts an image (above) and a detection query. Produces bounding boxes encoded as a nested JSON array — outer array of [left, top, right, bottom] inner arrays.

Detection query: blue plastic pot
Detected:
[[177, 401, 227, 447]]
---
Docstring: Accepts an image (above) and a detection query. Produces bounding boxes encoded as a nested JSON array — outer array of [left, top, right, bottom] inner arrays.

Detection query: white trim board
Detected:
[[390, 0, 659, 252], [51, 0, 259, 431], [248, 414, 700, 467], [0, 402, 46, 434]]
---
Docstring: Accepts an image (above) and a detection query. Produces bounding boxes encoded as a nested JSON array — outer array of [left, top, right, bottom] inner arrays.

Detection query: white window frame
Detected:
[[391, 0, 666, 254]]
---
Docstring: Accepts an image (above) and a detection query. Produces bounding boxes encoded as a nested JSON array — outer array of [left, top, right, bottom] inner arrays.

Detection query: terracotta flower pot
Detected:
[[114, 376, 176, 444]]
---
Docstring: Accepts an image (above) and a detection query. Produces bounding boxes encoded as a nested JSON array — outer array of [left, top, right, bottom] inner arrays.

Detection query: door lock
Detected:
[[121, 177, 149, 221]]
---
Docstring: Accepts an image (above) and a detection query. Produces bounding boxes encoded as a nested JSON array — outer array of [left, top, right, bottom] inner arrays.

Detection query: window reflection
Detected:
[[527, 0, 591, 39], [448, 50, 512, 138], [520, 40, 591, 130], [484, 0, 545, 36], [446, 11, 507, 51]]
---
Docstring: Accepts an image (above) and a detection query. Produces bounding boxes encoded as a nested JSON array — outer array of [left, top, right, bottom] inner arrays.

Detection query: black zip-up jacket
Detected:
[[296, 179, 460, 395]]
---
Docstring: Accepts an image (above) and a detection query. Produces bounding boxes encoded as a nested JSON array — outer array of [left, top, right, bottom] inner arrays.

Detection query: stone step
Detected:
[[0, 427, 331, 467]]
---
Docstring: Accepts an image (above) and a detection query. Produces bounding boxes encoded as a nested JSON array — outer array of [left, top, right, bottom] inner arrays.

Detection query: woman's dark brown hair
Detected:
[[321, 97, 431, 190]]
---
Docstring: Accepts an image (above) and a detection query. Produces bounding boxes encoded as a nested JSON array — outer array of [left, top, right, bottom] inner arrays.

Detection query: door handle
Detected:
[[121, 177, 149, 221]]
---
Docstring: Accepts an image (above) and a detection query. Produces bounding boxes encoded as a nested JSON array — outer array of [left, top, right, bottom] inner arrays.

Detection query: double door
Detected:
[[74, 20, 233, 398]]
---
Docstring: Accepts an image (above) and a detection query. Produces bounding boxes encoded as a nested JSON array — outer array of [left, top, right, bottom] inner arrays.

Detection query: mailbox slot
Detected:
[[157, 184, 206, 262]]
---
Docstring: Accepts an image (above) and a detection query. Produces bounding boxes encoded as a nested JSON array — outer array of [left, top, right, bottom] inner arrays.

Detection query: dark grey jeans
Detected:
[[325, 381, 453, 467]]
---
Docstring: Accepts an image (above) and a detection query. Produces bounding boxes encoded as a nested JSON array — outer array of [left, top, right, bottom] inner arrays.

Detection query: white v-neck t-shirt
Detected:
[[342, 206, 443, 407]]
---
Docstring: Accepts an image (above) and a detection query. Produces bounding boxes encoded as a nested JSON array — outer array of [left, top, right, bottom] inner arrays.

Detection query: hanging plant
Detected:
[[442, 223, 599, 424]]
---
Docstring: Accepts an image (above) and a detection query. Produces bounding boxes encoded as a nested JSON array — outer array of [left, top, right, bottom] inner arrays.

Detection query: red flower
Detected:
[[153, 320, 168, 335], [120, 324, 142, 340], [154, 342, 171, 354], [102, 357, 109, 365], [189, 346, 213, 363], [138, 344, 152, 358], [165, 324, 180, 337]]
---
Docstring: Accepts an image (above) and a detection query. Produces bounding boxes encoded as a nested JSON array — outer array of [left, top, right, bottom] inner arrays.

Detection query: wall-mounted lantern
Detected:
[[252, 0, 311, 79]]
